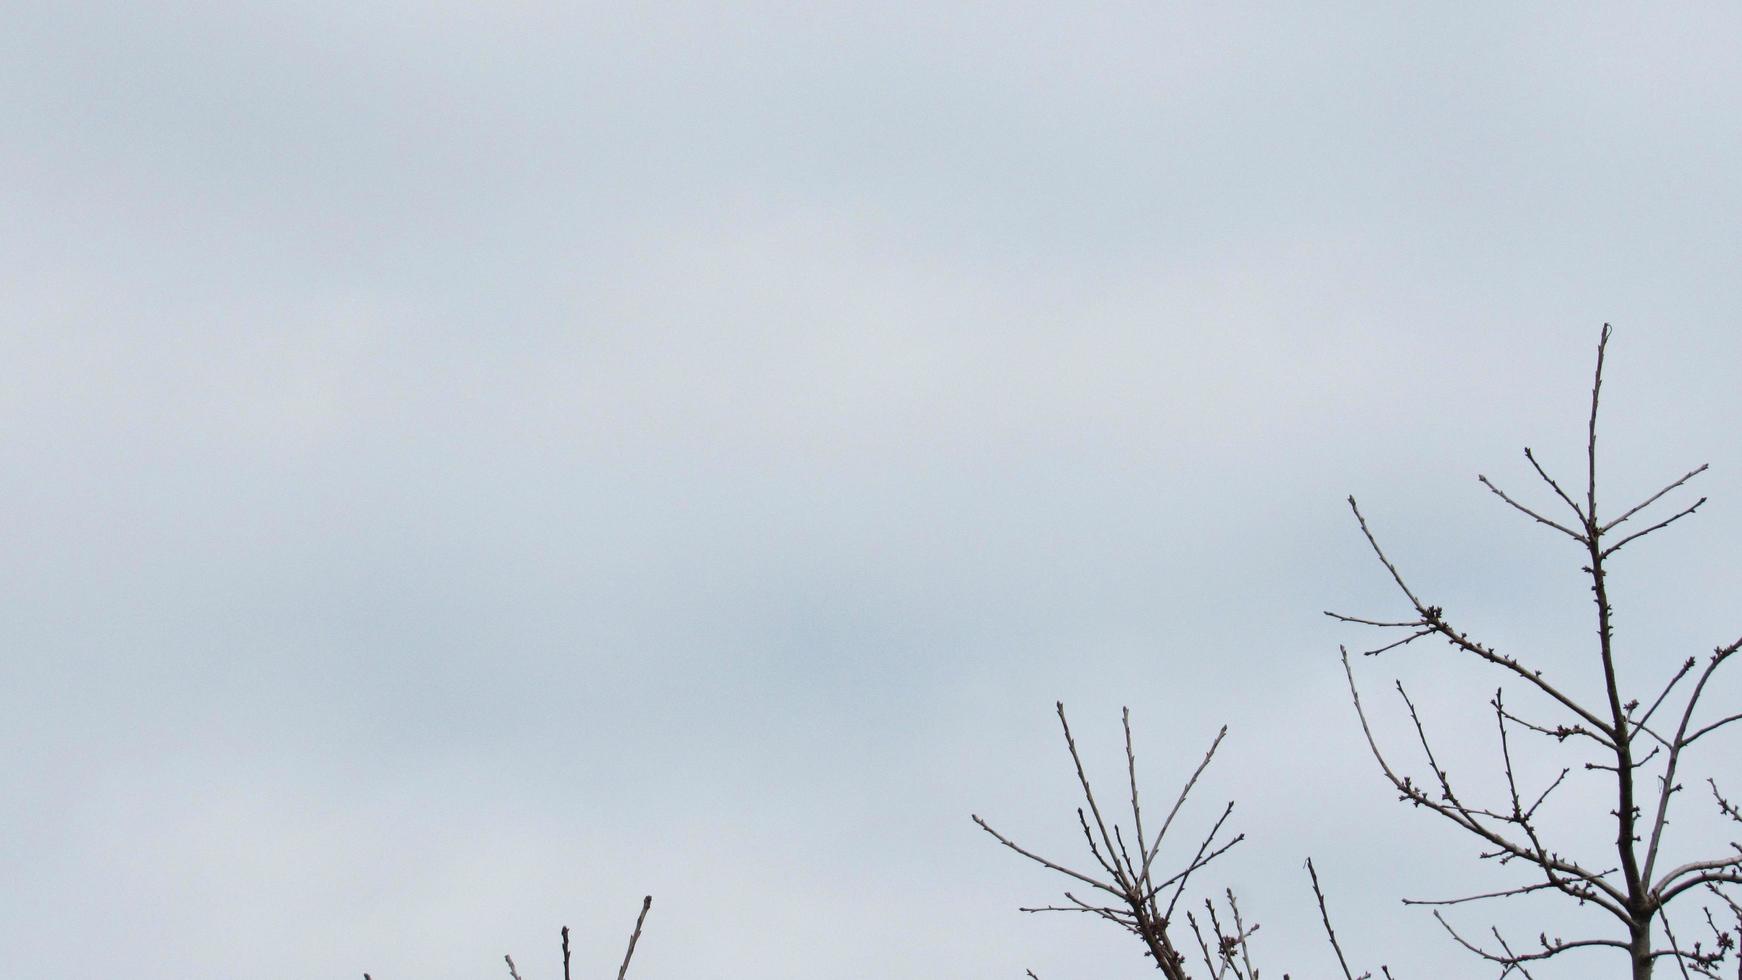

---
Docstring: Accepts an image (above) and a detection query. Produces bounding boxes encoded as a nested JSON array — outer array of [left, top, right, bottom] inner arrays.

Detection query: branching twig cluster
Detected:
[[974, 707, 1399, 978], [1328, 326, 1741, 978], [973, 703, 1250, 979]]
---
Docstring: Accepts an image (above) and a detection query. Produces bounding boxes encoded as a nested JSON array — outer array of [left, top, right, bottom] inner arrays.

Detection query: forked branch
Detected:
[[975, 704, 1246, 979]]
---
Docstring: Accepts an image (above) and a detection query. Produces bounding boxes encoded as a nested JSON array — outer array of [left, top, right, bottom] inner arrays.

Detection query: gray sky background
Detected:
[[4, 4, 1742, 978]]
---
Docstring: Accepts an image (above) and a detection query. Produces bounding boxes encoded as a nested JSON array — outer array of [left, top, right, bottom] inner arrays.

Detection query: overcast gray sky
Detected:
[[5, 4, 1742, 978]]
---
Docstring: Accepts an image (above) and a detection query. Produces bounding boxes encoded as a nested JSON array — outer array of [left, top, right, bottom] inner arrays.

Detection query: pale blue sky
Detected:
[[3, 4, 1741, 978]]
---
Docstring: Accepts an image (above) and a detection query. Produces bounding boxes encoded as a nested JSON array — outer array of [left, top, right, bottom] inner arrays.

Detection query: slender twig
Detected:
[[1602, 497, 1708, 558], [1633, 658, 1698, 741], [974, 815, 1122, 896], [1602, 463, 1709, 533], [1144, 726, 1229, 884], [1478, 473, 1587, 541], [1308, 858, 1357, 980], [1524, 446, 1587, 522], [1658, 905, 1696, 980], [616, 896, 652, 980], [1402, 875, 1588, 907]]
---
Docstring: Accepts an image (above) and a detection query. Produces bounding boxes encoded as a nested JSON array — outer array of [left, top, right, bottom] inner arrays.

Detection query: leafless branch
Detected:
[[1602, 496, 1709, 558], [1434, 910, 1626, 969], [977, 705, 1249, 980], [1524, 446, 1588, 522], [616, 896, 652, 980], [1402, 875, 1587, 907], [1603, 464, 1710, 533], [1308, 858, 1357, 980], [1336, 497, 1617, 737], [1635, 658, 1699, 741], [1342, 649, 1629, 917], [974, 815, 1123, 897], [1478, 472, 1587, 542]]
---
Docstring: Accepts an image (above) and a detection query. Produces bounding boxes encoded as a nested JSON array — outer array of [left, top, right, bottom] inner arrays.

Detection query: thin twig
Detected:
[[1478, 473, 1587, 541], [616, 896, 653, 980], [1308, 858, 1357, 980], [1601, 497, 1708, 558], [1602, 463, 1709, 533]]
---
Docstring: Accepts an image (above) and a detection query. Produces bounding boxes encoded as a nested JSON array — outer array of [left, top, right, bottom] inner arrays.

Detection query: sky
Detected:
[[4, 4, 1742, 978]]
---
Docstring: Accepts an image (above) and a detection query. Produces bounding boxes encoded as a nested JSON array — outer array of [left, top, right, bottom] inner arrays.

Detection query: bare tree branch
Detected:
[[1602, 464, 1710, 533], [1478, 471, 1587, 542], [977, 705, 1248, 980], [1308, 858, 1357, 980], [615, 896, 653, 980], [1602, 497, 1709, 558]]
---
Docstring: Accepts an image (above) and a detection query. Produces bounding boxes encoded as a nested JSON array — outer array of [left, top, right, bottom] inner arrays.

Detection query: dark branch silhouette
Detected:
[[1330, 326, 1740, 978], [974, 704, 1251, 979]]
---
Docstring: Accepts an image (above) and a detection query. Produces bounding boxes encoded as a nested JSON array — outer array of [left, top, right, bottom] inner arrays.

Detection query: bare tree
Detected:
[[1330, 326, 1742, 978], [980, 327, 1739, 979]]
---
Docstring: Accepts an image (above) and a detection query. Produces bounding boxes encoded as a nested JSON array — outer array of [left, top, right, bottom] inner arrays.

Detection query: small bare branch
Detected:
[[1434, 911, 1627, 969], [616, 896, 652, 980], [1057, 703, 1131, 893], [1341, 499, 1617, 738], [1659, 906, 1698, 980], [1685, 712, 1742, 748], [1153, 804, 1243, 918], [1308, 858, 1358, 980], [1524, 446, 1588, 522], [1403, 875, 1589, 907], [1143, 726, 1229, 885], [1479, 472, 1587, 542], [1324, 611, 1424, 628], [1601, 497, 1708, 558], [1646, 646, 1742, 886], [1341, 650, 1629, 917], [1634, 658, 1699, 741], [1603, 463, 1710, 533], [1712, 779, 1742, 825], [1586, 323, 1610, 518], [973, 815, 1121, 897]]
